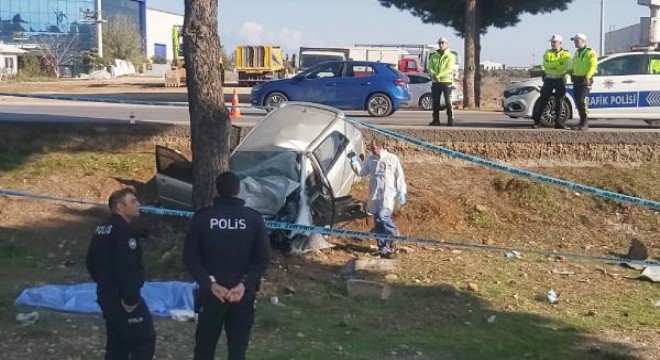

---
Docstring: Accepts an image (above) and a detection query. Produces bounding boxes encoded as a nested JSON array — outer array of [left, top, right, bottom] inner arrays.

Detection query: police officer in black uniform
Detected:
[[184, 171, 270, 360], [86, 188, 155, 360]]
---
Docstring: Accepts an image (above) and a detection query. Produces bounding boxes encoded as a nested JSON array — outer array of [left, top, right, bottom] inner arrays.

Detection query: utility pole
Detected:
[[96, 0, 104, 58], [600, 0, 605, 56]]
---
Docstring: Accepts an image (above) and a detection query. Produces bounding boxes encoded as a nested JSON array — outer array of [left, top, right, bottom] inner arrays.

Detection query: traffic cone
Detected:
[[230, 89, 242, 120]]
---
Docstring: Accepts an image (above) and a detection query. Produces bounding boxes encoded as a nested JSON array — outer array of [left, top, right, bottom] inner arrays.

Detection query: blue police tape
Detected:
[[2, 188, 659, 268], [345, 117, 660, 212], [0, 93, 257, 109], [0, 93, 188, 107]]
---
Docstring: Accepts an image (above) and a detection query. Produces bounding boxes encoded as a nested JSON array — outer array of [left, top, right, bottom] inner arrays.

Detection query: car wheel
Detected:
[[419, 94, 433, 111], [367, 93, 393, 117], [537, 96, 569, 127], [264, 92, 288, 110]]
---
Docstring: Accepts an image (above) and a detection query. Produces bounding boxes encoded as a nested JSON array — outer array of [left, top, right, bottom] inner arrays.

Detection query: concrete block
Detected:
[[346, 279, 391, 300]]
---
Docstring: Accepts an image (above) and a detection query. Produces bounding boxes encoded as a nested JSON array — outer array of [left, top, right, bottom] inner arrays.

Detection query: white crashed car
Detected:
[[503, 50, 660, 127], [155, 102, 367, 251], [406, 72, 463, 110]]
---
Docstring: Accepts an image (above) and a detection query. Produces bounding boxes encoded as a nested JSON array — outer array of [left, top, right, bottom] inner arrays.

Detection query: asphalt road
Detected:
[[1, 98, 659, 131]]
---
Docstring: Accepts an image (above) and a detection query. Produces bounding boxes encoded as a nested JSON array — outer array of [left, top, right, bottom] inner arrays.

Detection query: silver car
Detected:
[[406, 72, 463, 110], [155, 102, 367, 246]]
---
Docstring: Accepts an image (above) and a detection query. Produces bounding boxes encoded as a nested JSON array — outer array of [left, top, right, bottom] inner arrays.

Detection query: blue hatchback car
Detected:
[[251, 60, 411, 117]]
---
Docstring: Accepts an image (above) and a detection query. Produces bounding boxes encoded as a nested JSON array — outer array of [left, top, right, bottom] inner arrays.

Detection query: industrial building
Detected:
[[604, 0, 660, 54], [0, 0, 146, 51]]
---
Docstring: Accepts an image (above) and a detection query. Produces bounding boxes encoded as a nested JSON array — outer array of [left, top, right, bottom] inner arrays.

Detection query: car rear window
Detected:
[[385, 64, 409, 82]]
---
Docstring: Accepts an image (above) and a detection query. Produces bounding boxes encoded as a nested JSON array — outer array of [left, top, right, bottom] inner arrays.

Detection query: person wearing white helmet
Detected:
[[532, 34, 571, 129], [569, 33, 598, 131]]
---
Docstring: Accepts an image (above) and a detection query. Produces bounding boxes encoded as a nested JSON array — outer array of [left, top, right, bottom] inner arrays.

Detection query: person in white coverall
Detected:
[[349, 137, 407, 257]]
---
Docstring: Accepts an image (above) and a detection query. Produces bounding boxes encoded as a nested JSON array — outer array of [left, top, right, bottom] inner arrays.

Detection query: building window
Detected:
[[5, 57, 14, 70]]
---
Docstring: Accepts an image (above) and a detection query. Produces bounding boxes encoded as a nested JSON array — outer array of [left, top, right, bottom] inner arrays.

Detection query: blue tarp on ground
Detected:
[[14, 281, 196, 318]]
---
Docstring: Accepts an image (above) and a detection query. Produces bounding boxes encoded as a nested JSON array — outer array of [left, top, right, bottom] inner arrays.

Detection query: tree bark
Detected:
[[463, 0, 477, 109], [474, 2, 482, 108], [184, 0, 231, 210]]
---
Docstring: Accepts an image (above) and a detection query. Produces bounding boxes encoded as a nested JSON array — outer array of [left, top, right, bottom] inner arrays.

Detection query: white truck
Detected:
[[356, 43, 461, 78], [297, 46, 408, 72]]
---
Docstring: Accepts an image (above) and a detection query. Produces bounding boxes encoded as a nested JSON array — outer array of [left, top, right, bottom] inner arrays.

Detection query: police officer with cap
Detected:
[[569, 33, 598, 131], [532, 35, 571, 129], [86, 188, 155, 360], [184, 171, 270, 360]]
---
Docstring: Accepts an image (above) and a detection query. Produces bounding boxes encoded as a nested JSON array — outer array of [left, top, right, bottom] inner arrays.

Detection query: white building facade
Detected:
[[0, 43, 25, 77], [145, 8, 184, 62], [481, 60, 504, 70]]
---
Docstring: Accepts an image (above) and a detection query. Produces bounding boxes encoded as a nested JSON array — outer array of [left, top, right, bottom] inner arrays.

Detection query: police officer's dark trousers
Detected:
[[572, 75, 591, 128], [99, 297, 156, 360], [532, 78, 566, 128], [194, 290, 255, 360], [431, 82, 454, 125]]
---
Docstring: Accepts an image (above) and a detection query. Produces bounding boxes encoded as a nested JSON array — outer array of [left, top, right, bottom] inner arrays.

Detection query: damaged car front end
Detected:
[[155, 102, 367, 253]]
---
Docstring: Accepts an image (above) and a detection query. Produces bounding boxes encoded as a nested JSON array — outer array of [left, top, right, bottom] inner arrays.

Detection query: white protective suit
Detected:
[[351, 149, 407, 213]]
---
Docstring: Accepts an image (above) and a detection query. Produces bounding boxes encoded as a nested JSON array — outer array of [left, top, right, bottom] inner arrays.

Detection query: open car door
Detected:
[[307, 153, 366, 227], [155, 145, 193, 209]]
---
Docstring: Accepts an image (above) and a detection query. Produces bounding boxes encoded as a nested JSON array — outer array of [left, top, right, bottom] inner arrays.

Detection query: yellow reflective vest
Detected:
[[649, 59, 660, 74], [542, 49, 571, 78], [571, 47, 598, 78], [427, 49, 455, 83]]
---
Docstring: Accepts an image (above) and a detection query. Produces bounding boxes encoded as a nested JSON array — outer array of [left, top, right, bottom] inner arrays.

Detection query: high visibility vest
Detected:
[[542, 49, 571, 78], [649, 59, 660, 74], [571, 47, 598, 78], [427, 49, 455, 83]]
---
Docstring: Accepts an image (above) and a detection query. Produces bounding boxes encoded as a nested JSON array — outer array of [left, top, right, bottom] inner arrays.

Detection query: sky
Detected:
[[151, 0, 648, 67]]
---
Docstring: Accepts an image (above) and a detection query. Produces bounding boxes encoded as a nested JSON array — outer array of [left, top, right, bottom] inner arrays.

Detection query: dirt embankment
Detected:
[[2, 122, 658, 164]]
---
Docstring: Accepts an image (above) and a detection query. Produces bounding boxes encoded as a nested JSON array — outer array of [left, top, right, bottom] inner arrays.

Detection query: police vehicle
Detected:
[[502, 50, 660, 126]]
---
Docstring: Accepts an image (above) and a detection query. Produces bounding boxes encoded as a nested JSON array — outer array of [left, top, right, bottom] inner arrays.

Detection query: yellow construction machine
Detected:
[[164, 26, 225, 87]]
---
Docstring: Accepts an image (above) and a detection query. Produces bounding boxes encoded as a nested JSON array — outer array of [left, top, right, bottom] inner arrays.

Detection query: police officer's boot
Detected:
[[573, 117, 589, 131]]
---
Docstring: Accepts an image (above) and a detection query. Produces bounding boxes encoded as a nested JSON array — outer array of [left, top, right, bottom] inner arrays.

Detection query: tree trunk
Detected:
[[474, 3, 482, 108], [184, 0, 231, 210], [463, 0, 477, 109]]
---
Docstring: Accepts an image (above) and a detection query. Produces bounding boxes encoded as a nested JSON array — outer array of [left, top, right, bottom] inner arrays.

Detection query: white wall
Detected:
[[0, 54, 19, 75], [145, 8, 184, 61], [605, 18, 649, 54], [481, 61, 504, 70]]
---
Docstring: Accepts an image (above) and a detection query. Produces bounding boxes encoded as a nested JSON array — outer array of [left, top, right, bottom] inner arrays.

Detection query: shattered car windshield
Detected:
[[230, 151, 302, 217], [230, 151, 300, 181]]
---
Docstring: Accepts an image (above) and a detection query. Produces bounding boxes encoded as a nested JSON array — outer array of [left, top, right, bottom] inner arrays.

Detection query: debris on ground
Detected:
[[170, 310, 195, 322], [504, 250, 522, 259], [487, 315, 497, 324], [269, 296, 285, 306], [551, 269, 575, 276], [640, 267, 660, 283], [16, 311, 39, 326], [545, 290, 559, 304]]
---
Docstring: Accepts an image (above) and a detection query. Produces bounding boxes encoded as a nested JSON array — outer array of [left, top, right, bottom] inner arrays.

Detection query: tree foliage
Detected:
[[378, 0, 575, 107], [34, 34, 79, 78], [379, 0, 575, 35], [17, 52, 44, 78], [103, 14, 145, 65]]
